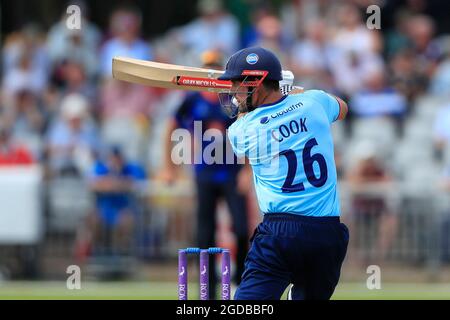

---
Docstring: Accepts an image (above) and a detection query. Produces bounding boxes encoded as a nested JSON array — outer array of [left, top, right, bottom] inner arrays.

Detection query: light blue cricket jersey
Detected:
[[227, 90, 341, 217]]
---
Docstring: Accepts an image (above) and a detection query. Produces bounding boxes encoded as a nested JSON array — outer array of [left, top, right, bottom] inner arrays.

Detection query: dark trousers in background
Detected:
[[196, 177, 249, 300]]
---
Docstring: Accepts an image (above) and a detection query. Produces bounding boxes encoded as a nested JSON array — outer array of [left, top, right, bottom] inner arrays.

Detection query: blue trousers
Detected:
[[234, 213, 349, 300]]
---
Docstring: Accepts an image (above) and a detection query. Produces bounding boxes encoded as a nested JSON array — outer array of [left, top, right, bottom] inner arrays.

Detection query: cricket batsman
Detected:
[[218, 46, 349, 300]]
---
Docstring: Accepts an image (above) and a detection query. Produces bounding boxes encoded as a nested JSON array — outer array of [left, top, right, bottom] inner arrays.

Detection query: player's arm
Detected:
[[158, 117, 180, 184], [286, 86, 349, 118], [237, 162, 253, 195], [300, 89, 348, 123], [332, 95, 348, 121]]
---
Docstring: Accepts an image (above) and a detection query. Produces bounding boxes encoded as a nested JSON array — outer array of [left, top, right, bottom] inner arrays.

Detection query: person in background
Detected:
[[433, 103, 450, 160], [76, 145, 146, 259], [405, 15, 442, 79], [247, 13, 288, 66], [330, 3, 384, 97], [2, 23, 49, 98], [389, 49, 429, 102], [45, 93, 99, 177], [46, 0, 101, 81], [100, 5, 153, 79], [439, 165, 450, 263], [159, 50, 250, 300], [4, 89, 46, 159], [429, 40, 450, 96], [2, 51, 48, 103], [289, 18, 337, 90], [0, 120, 34, 166], [350, 66, 408, 131], [346, 142, 397, 264], [170, 0, 239, 65], [60, 60, 97, 106]]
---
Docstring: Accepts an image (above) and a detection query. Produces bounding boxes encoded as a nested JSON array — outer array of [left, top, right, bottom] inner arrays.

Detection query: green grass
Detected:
[[0, 281, 450, 300]]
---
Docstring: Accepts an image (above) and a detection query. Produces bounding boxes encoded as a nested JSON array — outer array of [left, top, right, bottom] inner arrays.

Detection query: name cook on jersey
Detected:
[[260, 101, 308, 143], [271, 117, 308, 142]]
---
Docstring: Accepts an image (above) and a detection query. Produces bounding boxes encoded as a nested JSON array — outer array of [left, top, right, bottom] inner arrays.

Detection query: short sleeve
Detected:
[[227, 119, 248, 158], [306, 90, 340, 124]]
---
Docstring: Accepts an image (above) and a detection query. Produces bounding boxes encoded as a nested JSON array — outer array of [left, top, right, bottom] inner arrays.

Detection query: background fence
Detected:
[[1, 174, 450, 281]]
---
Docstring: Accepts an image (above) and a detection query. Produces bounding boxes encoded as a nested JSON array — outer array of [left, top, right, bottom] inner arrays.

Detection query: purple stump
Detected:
[[221, 249, 231, 300], [199, 249, 209, 300], [178, 249, 188, 300]]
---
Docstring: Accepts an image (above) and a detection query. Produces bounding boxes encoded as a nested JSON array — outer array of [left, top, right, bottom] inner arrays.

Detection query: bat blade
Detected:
[[112, 57, 227, 92]]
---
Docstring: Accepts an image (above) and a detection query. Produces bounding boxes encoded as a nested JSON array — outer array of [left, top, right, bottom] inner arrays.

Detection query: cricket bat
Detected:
[[112, 57, 230, 92], [112, 56, 296, 93]]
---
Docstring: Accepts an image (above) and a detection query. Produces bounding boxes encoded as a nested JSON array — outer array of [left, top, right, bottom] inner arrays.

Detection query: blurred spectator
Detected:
[[247, 13, 288, 66], [45, 93, 99, 177], [77, 145, 146, 259], [389, 49, 428, 101], [429, 36, 450, 96], [2, 50, 48, 103], [47, 1, 101, 81], [99, 80, 155, 162], [100, 6, 153, 78], [240, 6, 269, 49], [4, 90, 46, 158], [170, 0, 239, 65], [398, 0, 428, 16], [59, 60, 97, 106], [0, 120, 34, 166], [2, 24, 49, 90], [332, 3, 383, 55], [385, 12, 412, 59], [331, 50, 385, 98], [280, 0, 340, 45], [350, 66, 407, 120], [406, 15, 442, 78], [99, 81, 154, 120], [433, 103, 450, 153], [330, 3, 384, 96], [439, 165, 450, 263], [346, 141, 398, 263], [289, 18, 336, 90]]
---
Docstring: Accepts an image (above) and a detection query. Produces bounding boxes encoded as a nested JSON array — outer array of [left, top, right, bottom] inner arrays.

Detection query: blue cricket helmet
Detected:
[[218, 46, 282, 81]]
